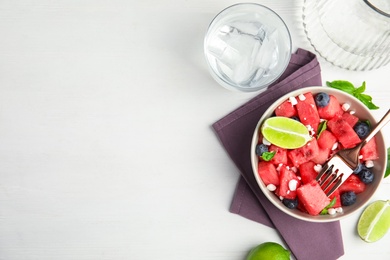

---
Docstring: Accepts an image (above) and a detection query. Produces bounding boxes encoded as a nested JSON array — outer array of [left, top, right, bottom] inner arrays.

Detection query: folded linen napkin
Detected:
[[212, 49, 344, 260]]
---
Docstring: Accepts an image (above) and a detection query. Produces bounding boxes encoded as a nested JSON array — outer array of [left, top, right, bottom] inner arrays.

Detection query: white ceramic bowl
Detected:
[[250, 86, 387, 222]]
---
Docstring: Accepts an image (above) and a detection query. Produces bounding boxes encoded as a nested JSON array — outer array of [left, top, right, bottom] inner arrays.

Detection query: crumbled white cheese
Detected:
[[328, 208, 336, 215], [267, 184, 277, 191], [349, 110, 356, 115], [365, 160, 374, 168], [298, 94, 306, 101], [262, 137, 271, 146], [359, 155, 363, 160], [289, 96, 298, 105], [314, 164, 322, 172], [288, 179, 298, 191], [276, 164, 283, 171], [279, 196, 284, 201], [331, 142, 338, 151], [342, 102, 351, 111], [336, 207, 343, 213], [291, 166, 298, 173], [306, 125, 315, 136]]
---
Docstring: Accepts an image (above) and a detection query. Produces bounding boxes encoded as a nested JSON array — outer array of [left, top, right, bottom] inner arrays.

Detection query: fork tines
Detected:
[[316, 157, 354, 196]]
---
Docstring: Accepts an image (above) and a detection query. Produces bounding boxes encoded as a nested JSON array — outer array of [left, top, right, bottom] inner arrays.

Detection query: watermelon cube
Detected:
[[275, 100, 297, 118], [258, 161, 280, 186], [329, 189, 342, 208], [296, 93, 320, 132], [327, 117, 361, 148], [341, 112, 359, 127], [297, 200, 308, 214], [360, 137, 379, 161], [297, 180, 331, 216], [311, 147, 330, 165], [317, 129, 337, 151], [276, 166, 300, 199], [299, 161, 318, 184], [317, 95, 343, 120], [288, 139, 320, 167], [337, 174, 366, 194], [269, 144, 288, 165]]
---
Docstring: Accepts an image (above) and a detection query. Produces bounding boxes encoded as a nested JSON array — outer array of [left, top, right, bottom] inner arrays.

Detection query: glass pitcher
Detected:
[[303, 0, 390, 71]]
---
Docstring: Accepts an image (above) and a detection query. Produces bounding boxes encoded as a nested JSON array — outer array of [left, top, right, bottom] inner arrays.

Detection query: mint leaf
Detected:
[[358, 93, 373, 101], [386, 147, 390, 178], [262, 151, 276, 161], [317, 120, 327, 138], [326, 80, 355, 94], [327, 80, 379, 110], [355, 93, 380, 110], [355, 81, 366, 94], [320, 197, 337, 215]]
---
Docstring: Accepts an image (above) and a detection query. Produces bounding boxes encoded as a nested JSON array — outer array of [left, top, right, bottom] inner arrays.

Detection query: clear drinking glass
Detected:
[[204, 3, 292, 92], [303, 0, 390, 71]]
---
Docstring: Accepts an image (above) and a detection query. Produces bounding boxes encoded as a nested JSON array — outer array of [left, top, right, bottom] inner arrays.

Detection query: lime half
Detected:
[[261, 117, 312, 149], [357, 200, 390, 243], [246, 242, 290, 260]]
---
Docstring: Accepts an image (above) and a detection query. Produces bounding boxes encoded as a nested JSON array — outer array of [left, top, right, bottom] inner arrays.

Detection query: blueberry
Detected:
[[353, 163, 364, 174], [290, 116, 300, 122], [315, 92, 330, 107], [255, 144, 268, 156], [358, 167, 374, 184], [282, 198, 298, 209], [341, 191, 357, 206], [353, 121, 370, 139]]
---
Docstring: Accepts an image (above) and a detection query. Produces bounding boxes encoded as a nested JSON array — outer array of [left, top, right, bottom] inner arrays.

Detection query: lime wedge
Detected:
[[261, 117, 312, 149], [357, 200, 390, 243]]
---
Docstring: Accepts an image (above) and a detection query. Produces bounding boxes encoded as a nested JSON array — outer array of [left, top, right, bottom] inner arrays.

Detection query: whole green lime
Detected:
[[246, 242, 291, 260]]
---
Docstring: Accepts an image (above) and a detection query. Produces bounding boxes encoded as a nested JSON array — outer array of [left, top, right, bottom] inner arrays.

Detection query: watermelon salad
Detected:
[[255, 92, 379, 216]]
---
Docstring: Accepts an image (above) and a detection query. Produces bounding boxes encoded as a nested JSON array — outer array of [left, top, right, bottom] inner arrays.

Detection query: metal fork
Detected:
[[316, 109, 390, 196]]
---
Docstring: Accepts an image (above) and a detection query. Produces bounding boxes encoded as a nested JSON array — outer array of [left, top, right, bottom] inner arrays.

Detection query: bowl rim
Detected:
[[250, 86, 387, 222], [203, 2, 292, 92]]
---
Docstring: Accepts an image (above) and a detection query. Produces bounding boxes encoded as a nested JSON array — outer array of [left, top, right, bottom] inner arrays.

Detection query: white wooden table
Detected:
[[0, 1, 389, 259]]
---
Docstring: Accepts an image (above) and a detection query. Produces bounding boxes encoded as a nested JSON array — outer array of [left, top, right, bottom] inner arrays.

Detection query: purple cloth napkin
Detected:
[[212, 49, 344, 260]]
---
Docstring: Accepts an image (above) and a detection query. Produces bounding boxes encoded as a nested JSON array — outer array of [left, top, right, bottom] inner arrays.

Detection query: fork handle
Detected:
[[362, 108, 390, 146]]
